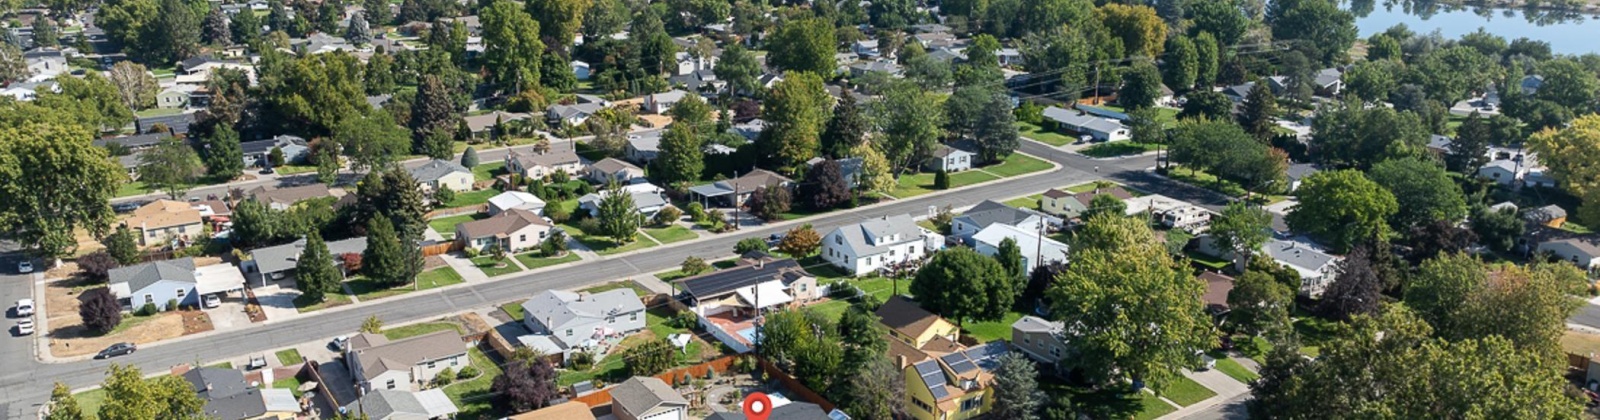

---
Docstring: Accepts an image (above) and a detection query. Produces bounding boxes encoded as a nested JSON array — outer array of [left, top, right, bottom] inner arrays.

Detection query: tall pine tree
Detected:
[[295, 232, 341, 303]]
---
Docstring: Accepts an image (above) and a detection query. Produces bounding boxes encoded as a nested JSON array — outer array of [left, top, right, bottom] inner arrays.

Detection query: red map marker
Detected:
[[742, 392, 772, 420]]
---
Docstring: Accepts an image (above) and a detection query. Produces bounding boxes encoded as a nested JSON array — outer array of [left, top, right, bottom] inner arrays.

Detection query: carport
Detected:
[[195, 264, 247, 297]]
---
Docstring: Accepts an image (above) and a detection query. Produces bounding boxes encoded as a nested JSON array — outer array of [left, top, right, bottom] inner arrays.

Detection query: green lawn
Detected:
[[207, 362, 234, 369], [347, 268, 464, 301], [443, 347, 503, 419], [1133, 392, 1178, 420], [1212, 355, 1260, 384], [852, 275, 912, 301], [442, 188, 502, 208], [134, 107, 184, 118], [1163, 166, 1288, 204], [1043, 380, 1163, 420], [1158, 376, 1218, 406], [383, 321, 464, 340], [1004, 194, 1043, 210], [962, 311, 1025, 343], [644, 225, 698, 244], [1080, 141, 1161, 158], [808, 300, 852, 321], [581, 280, 653, 297], [275, 349, 304, 365], [514, 252, 581, 270], [645, 306, 690, 339], [428, 214, 486, 239], [1186, 250, 1230, 270], [1096, 104, 1180, 126], [890, 170, 1001, 198], [272, 376, 304, 398], [274, 165, 319, 175], [502, 302, 525, 320], [471, 256, 524, 277], [75, 388, 107, 419], [1066, 182, 1105, 193], [561, 223, 659, 255], [982, 153, 1053, 177], [294, 291, 352, 313], [417, 267, 467, 289], [472, 162, 506, 181], [116, 181, 149, 198], [1017, 121, 1077, 146], [559, 308, 704, 387]]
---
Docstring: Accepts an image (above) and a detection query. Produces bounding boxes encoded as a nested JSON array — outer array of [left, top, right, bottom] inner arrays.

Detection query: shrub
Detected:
[[576, 218, 601, 234], [80, 288, 123, 334], [672, 310, 699, 329], [78, 251, 119, 282], [934, 169, 950, 190], [434, 187, 456, 205], [545, 204, 571, 223], [138, 303, 159, 316], [340, 253, 363, 272], [458, 365, 480, 379], [734, 237, 767, 254], [434, 368, 455, 386], [541, 230, 569, 256], [464, 247, 480, 258], [686, 202, 706, 222], [652, 206, 683, 226], [681, 256, 710, 275], [569, 351, 596, 370], [166, 298, 179, 311]]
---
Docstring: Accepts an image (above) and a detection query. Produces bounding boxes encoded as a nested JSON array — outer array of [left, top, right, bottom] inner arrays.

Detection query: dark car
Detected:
[[96, 342, 136, 359]]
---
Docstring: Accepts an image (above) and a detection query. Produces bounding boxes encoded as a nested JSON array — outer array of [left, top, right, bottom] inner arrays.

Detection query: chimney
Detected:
[[756, 259, 763, 269]]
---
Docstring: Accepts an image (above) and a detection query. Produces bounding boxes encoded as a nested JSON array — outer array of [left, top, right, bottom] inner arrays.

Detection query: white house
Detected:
[[506, 149, 589, 179], [486, 191, 547, 216], [346, 331, 469, 393], [1260, 238, 1341, 296], [454, 209, 553, 253], [520, 289, 646, 354], [108, 258, 245, 311], [644, 89, 695, 114], [951, 200, 1062, 243], [821, 214, 944, 276], [1041, 106, 1130, 142], [577, 189, 669, 219], [23, 49, 66, 83], [1537, 237, 1600, 270], [585, 158, 646, 184], [925, 144, 975, 172], [972, 224, 1070, 269], [408, 159, 474, 193]]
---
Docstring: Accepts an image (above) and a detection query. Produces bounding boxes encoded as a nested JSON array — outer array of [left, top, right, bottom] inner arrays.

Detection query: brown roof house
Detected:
[[453, 208, 554, 253], [1199, 271, 1235, 317], [585, 158, 646, 184], [123, 199, 205, 246], [1040, 185, 1134, 220], [246, 183, 334, 210], [610, 376, 689, 420], [345, 331, 469, 393], [506, 148, 589, 180], [877, 296, 960, 350], [687, 169, 795, 208], [878, 295, 1009, 420]]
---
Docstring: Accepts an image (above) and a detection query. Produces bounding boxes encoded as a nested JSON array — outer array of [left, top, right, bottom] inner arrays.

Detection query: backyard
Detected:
[[428, 214, 486, 240], [440, 188, 503, 208], [443, 347, 503, 419], [555, 307, 712, 387]]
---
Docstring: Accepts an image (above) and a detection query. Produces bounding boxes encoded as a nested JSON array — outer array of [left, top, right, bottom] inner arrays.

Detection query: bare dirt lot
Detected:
[[45, 277, 214, 358]]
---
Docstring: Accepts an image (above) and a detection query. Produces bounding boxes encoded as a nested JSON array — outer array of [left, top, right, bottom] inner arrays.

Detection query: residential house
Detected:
[[1286, 163, 1319, 192], [1478, 159, 1529, 185], [341, 389, 460, 420], [547, 102, 607, 127], [511, 401, 597, 420], [181, 367, 300, 420], [156, 85, 195, 109], [669, 69, 727, 96], [1311, 67, 1344, 97], [487, 191, 547, 216], [585, 158, 646, 184], [972, 224, 1070, 269], [1011, 315, 1071, 373], [671, 50, 717, 77], [118, 154, 144, 181], [1525, 205, 1568, 228], [519, 288, 646, 357], [93, 133, 167, 152], [624, 129, 666, 164], [506, 148, 589, 180], [925, 144, 975, 173], [1221, 82, 1257, 102], [611, 377, 690, 420], [1537, 237, 1600, 270], [644, 89, 696, 114], [123, 200, 205, 246], [454, 208, 554, 253], [461, 111, 532, 140], [733, 119, 766, 141], [1200, 271, 1234, 318], [577, 188, 670, 219], [853, 38, 881, 58], [109, 258, 245, 311], [409, 159, 474, 193], [346, 330, 469, 393], [822, 214, 944, 276], [243, 236, 367, 286], [950, 200, 1062, 243], [1425, 134, 1454, 157], [687, 169, 795, 208], [849, 60, 904, 77], [572, 60, 591, 80], [676, 254, 819, 352], [23, 48, 65, 82], [1041, 106, 1130, 142], [1, 80, 58, 101], [246, 184, 333, 210], [1039, 186, 1134, 220], [878, 296, 959, 349], [1522, 74, 1545, 95], [1195, 235, 1340, 296], [996, 48, 1023, 67], [239, 135, 310, 167], [911, 31, 958, 48], [136, 112, 197, 135]]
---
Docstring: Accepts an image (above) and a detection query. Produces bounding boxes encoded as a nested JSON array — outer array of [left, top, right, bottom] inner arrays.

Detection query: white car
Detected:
[[14, 299, 34, 317], [203, 294, 221, 309], [16, 261, 32, 274], [17, 319, 34, 335]]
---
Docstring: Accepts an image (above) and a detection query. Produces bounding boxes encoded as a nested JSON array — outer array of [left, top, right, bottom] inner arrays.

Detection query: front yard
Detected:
[[1080, 141, 1161, 158], [471, 256, 524, 277], [643, 225, 698, 244], [294, 292, 353, 313], [346, 268, 465, 301], [472, 162, 506, 181], [982, 153, 1053, 177], [560, 223, 658, 255], [514, 252, 581, 270], [580, 280, 653, 297], [1017, 121, 1077, 146], [890, 170, 1001, 198]]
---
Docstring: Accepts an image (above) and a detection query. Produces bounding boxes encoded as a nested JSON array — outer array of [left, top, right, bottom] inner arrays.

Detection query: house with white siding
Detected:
[[821, 214, 944, 276]]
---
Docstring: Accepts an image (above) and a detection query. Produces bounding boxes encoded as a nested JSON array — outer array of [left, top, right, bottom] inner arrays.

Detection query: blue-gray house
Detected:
[[108, 257, 245, 311]]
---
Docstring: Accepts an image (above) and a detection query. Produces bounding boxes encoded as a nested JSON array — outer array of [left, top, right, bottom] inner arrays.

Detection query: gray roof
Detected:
[[1526, 205, 1568, 222], [342, 388, 459, 420], [549, 102, 606, 120], [1041, 106, 1125, 134], [688, 169, 794, 198], [462, 111, 531, 132], [850, 60, 902, 74], [521, 289, 645, 333], [578, 191, 668, 214], [627, 129, 665, 153], [830, 214, 923, 256], [408, 159, 471, 183], [954, 200, 1055, 231], [611, 377, 688, 417], [1287, 163, 1319, 182], [591, 157, 641, 174], [93, 133, 165, 149], [184, 367, 271, 420], [675, 257, 807, 300], [1012, 315, 1063, 334], [351, 330, 466, 381], [110, 258, 197, 294], [508, 148, 585, 170], [1263, 238, 1336, 273], [1223, 82, 1256, 99], [1314, 68, 1342, 87], [1428, 134, 1453, 152], [247, 184, 332, 207], [136, 113, 196, 135], [249, 236, 368, 274], [704, 402, 832, 420], [240, 135, 307, 155]]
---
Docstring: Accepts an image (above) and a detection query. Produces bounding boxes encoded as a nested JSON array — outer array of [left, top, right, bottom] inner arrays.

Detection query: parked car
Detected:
[[96, 342, 136, 359], [112, 202, 140, 213], [14, 299, 33, 317], [16, 319, 34, 335], [16, 260, 32, 274], [246, 355, 268, 370], [329, 335, 348, 351], [203, 294, 221, 309]]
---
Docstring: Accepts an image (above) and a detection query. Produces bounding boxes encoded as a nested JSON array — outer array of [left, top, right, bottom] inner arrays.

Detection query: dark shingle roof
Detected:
[[875, 296, 943, 339], [109, 258, 197, 295], [676, 258, 805, 300]]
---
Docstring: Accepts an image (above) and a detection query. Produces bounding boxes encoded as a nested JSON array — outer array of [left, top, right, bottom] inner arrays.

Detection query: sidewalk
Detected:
[[1158, 364, 1256, 419], [440, 252, 490, 283]]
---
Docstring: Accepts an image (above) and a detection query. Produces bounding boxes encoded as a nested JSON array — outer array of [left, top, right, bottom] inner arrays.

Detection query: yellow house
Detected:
[[877, 295, 960, 348], [123, 200, 205, 246], [879, 295, 1007, 420]]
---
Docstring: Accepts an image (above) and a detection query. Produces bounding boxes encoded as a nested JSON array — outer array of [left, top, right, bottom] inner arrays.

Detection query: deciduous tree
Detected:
[[1118, 60, 1164, 110], [138, 137, 204, 199], [759, 72, 830, 172], [107, 62, 158, 111], [767, 19, 836, 75], [46, 382, 84, 420], [801, 159, 850, 210], [1285, 169, 1397, 252], [338, 111, 411, 172], [1529, 115, 1600, 224], [1097, 4, 1167, 58], [1228, 270, 1293, 337], [492, 358, 559, 412], [873, 81, 944, 173], [1369, 157, 1467, 229], [482, 0, 544, 93], [98, 364, 205, 420], [1161, 36, 1198, 92], [777, 225, 822, 257], [0, 123, 120, 259], [1210, 202, 1272, 272], [80, 287, 123, 334], [596, 183, 640, 243], [525, 0, 588, 54], [911, 247, 1015, 325], [1318, 242, 1389, 321]]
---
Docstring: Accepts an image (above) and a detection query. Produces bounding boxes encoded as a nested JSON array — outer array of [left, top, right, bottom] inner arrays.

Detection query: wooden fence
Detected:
[[425, 203, 488, 219], [420, 241, 462, 257], [306, 360, 342, 409], [755, 357, 836, 412]]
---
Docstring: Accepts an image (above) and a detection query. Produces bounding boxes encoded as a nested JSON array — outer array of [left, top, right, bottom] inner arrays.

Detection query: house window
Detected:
[[176, 288, 186, 298], [519, 234, 526, 242], [565, 329, 573, 336], [631, 312, 638, 321], [386, 380, 396, 389], [835, 236, 843, 245], [961, 396, 984, 411], [799, 283, 807, 292], [912, 397, 934, 414], [890, 249, 896, 257], [540, 231, 547, 239], [427, 360, 436, 368]]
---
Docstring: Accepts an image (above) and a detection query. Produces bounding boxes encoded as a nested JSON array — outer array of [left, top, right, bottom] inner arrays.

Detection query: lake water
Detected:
[[1353, 2, 1600, 55]]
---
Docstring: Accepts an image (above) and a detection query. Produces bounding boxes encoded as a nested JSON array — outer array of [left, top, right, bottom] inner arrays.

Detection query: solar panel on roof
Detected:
[[917, 360, 950, 400], [915, 360, 942, 375]]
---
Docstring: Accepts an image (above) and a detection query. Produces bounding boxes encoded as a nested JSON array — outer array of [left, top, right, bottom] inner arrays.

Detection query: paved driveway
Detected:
[[205, 293, 252, 330], [253, 285, 301, 324]]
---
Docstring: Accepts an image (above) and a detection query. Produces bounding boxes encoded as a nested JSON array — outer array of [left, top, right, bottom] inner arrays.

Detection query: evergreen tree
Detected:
[[595, 183, 639, 243], [148, 0, 202, 63], [364, 0, 391, 25], [1238, 81, 1278, 142], [933, 169, 950, 189], [32, 16, 60, 48], [990, 352, 1043, 420], [201, 8, 230, 45], [461, 146, 479, 168], [345, 12, 372, 44], [295, 232, 340, 303], [995, 237, 1026, 293], [202, 123, 244, 181], [409, 75, 458, 156], [820, 92, 868, 158], [230, 6, 261, 44], [362, 216, 406, 285]]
